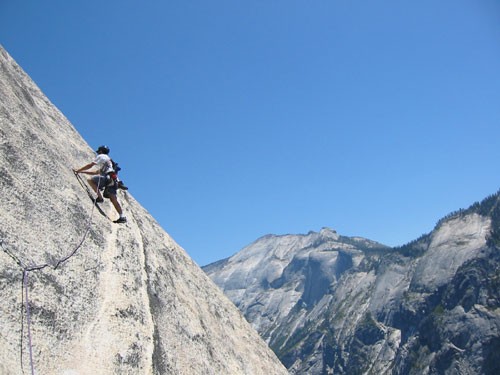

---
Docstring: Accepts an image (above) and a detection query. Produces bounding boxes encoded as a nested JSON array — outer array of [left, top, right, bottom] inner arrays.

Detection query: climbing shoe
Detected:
[[113, 217, 127, 224], [95, 197, 104, 203]]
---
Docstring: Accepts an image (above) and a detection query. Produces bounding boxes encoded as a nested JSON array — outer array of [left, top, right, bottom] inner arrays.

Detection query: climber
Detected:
[[74, 145, 127, 224]]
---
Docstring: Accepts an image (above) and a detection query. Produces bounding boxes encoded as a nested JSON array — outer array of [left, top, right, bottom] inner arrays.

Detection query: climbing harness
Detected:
[[0, 171, 103, 375]]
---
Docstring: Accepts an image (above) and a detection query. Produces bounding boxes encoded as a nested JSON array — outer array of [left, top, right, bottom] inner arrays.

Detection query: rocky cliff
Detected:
[[205, 197, 500, 374], [0, 46, 288, 375]]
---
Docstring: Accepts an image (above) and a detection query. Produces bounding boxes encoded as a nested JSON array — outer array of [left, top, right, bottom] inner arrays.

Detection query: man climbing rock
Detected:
[[74, 145, 127, 223]]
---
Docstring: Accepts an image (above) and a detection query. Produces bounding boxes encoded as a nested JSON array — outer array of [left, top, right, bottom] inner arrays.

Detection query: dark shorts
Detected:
[[92, 175, 118, 196]]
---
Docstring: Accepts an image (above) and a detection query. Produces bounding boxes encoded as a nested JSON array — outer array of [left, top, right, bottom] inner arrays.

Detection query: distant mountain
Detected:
[[204, 194, 500, 374], [0, 46, 287, 375]]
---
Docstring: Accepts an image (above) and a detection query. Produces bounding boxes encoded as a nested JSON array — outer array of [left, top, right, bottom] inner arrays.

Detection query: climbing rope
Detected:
[[23, 271, 34, 375], [0, 171, 103, 375], [53, 172, 102, 269]]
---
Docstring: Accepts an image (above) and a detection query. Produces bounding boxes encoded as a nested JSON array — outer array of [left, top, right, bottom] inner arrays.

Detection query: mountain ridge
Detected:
[[204, 191, 500, 374]]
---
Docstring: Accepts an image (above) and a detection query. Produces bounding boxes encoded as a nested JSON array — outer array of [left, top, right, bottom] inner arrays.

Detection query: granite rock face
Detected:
[[0, 46, 288, 375], [205, 199, 500, 374]]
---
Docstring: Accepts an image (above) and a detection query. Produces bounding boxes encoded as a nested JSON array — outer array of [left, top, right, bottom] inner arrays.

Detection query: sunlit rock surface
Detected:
[[0, 45, 288, 375]]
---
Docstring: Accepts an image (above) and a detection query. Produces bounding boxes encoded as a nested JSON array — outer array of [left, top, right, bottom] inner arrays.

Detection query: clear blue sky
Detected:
[[2, 0, 500, 266]]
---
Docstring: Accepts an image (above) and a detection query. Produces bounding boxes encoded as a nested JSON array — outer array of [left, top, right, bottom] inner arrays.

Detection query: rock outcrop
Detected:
[[0, 46, 288, 375], [205, 197, 500, 374]]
